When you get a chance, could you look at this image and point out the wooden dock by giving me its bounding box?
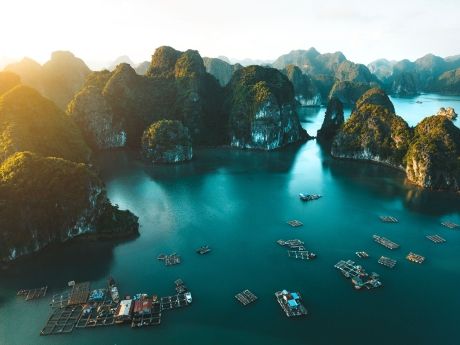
[441,221,459,229]
[373,235,400,249]
[17,286,48,301]
[378,256,397,268]
[287,220,303,228]
[40,305,83,336]
[406,252,425,264]
[426,234,446,243]
[379,216,399,223]
[235,289,258,306]
[287,250,316,260]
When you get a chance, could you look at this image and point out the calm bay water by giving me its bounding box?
[1,94,460,345]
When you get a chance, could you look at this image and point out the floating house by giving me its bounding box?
[115,299,133,324]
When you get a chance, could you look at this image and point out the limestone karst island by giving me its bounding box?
[0,1,459,345]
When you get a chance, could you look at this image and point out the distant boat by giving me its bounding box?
[185,292,192,303]
[299,193,321,201]
[416,101,423,104]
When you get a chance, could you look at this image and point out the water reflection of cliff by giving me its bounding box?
[320,145,460,216]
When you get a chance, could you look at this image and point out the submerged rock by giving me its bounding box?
[317,97,344,140]
[406,115,460,191]
[142,120,193,163]
[331,88,411,168]
[0,152,139,263]
[225,65,308,150]
[436,107,457,120]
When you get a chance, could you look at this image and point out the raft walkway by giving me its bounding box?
[160,293,190,310]
[378,256,397,268]
[426,234,446,243]
[441,221,459,229]
[68,282,90,305]
[373,235,400,249]
[17,286,47,301]
[379,216,399,223]
[158,253,181,266]
[235,290,258,306]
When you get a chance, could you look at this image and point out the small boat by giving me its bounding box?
[416,100,423,104]
[108,277,120,303]
[355,251,369,259]
[299,193,322,202]
[196,245,211,255]
[185,292,192,303]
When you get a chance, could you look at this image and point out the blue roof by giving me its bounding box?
[291,293,299,299]
[288,300,298,308]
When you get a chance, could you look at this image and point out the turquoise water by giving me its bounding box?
[1,94,460,345]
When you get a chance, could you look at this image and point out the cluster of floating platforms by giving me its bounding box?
[160,293,191,310]
[277,239,305,250]
[373,235,400,250]
[158,253,181,266]
[175,279,188,294]
[406,252,425,264]
[131,296,161,328]
[379,216,399,223]
[355,251,369,259]
[426,234,446,243]
[287,250,316,260]
[334,260,382,290]
[17,286,47,301]
[76,298,117,328]
[287,220,303,228]
[277,239,316,260]
[378,256,397,268]
[299,193,321,202]
[441,221,459,229]
[41,305,83,336]
[235,289,258,306]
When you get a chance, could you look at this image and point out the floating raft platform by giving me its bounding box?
[378,256,397,268]
[40,305,83,336]
[426,234,446,243]
[334,260,382,290]
[355,251,369,259]
[175,279,188,294]
[277,239,305,250]
[299,193,321,202]
[235,289,258,306]
[160,293,190,310]
[158,253,181,266]
[131,299,161,328]
[76,299,117,328]
[275,290,307,317]
[50,289,72,309]
[406,252,425,264]
[68,282,90,305]
[373,235,400,250]
[196,245,211,255]
[441,221,459,229]
[17,286,48,301]
[379,216,399,223]
[287,250,316,260]
[287,220,303,227]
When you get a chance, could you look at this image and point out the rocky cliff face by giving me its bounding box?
[225,66,308,150]
[328,81,373,106]
[406,116,460,191]
[436,107,457,120]
[0,71,21,95]
[203,57,242,86]
[331,88,411,168]
[435,68,460,95]
[5,51,91,109]
[281,65,322,106]
[317,97,344,140]
[142,120,193,163]
[0,152,139,263]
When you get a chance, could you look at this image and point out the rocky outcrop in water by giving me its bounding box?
[4,51,91,109]
[142,120,192,163]
[225,65,308,150]
[406,115,460,191]
[331,88,411,168]
[436,107,457,120]
[317,97,344,140]
[0,152,139,263]
[281,65,322,106]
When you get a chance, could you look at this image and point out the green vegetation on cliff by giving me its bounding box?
[0,85,90,163]
[332,88,411,167]
[0,152,138,261]
[406,115,460,190]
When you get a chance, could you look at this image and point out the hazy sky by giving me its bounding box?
[1,0,459,68]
